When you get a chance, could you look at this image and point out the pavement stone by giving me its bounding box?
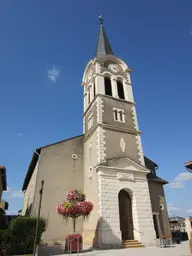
[38,241,190,256]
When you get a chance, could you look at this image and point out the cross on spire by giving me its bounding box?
[98,15,104,25]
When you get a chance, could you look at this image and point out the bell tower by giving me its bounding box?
[82,17,156,248]
[82,16,144,167]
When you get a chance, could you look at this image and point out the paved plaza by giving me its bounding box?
[38,241,190,256]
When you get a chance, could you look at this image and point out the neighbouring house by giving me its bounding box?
[184,160,192,173]
[169,216,186,232]
[0,166,7,202]
[185,217,192,239]
[0,165,9,229]
[0,200,9,215]
[21,20,171,248]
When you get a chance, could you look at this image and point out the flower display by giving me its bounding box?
[65,233,82,241]
[57,189,93,252]
[67,189,85,202]
[56,189,93,219]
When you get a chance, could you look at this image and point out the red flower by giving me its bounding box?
[56,189,93,218]
[65,233,82,241]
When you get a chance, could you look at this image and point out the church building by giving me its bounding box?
[21,19,171,248]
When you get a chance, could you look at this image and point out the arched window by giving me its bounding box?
[104,77,112,96]
[117,80,125,99]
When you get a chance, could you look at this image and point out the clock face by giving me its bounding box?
[108,64,120,73]
[88,69,93,82]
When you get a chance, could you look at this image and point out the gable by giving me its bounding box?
[99,157,150,173]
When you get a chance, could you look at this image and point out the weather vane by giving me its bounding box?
[98,15,104,25]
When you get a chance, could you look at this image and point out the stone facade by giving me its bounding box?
[96,166,156,247]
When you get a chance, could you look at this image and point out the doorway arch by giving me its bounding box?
[118,189,134,240]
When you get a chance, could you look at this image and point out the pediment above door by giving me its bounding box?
[97,157,150,174]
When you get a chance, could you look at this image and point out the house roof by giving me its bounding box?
[169,216,185,223]
[22,135,84,191]
[0,166,7,191]
[184,160,192,171]
[144,157,168,184]
[147,176,169,185]
[144,156,158,170]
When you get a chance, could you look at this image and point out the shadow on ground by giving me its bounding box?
[38,245,93,256]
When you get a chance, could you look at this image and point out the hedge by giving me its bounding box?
[0,216,46,255]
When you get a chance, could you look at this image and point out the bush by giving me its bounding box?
[0,230,12,256]
[0,216,46,255]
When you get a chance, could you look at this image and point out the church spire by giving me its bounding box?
[95,15,114,57]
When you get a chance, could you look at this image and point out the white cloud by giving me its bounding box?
[9,190,23,198]
[174,172,192,181]
[167,181,185,189]
[186,209,192,213]
[17,132,24,137]
[48,66,60,83]
[168,203,180,212]
[167,172,192,189]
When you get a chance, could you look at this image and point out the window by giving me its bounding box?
[114,109,118,121]
[104,77,112,96]
[117,80,125,99]
[88,114,93,130]
[119,111,123,122]
[113,108,125,123]
[89,167,93,179]
[93,82,96,97]
[88,88,91,104]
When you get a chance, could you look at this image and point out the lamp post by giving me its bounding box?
[33,180,44,256]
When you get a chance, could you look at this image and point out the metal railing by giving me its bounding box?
[134,228,144,235]
[67,236,81,256]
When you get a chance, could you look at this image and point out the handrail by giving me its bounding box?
[67,236,81,256]
[134,228,144,235]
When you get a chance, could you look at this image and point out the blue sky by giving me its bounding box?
[0,0,192,216]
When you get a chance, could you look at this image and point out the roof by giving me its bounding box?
[144,157,168,184]
[169,216,185,223]
[22,134,84,191]
[95,22,113,57]
[144,156,158,170]
[184,160,192,171]
[147,176,169,185]
[0,166,7,191]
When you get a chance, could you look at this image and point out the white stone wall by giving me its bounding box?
[97,167,156,247]
[97,172,122,248]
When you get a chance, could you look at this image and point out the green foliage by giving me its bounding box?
[0,230,11,256]
[0,216,46,255]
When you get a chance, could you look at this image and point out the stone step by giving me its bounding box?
[124,244,145,248]
[122,240,145,248]
[123,240,139,244]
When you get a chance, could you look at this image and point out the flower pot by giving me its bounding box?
[65,235,82,253]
